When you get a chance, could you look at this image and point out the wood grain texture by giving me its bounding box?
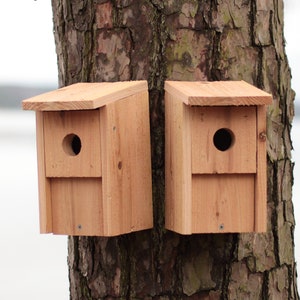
[192,174,255,233]
[165,92,192,234]
[100,90,153,236]
[35,112,52,233]
[255,105,267,232]
[51,178,103,236]
[165,82,268,234]
[165,81,273,106]
[191,106,257,174]
[43,110,101,177]
[22,81,148,111]
[31,81,152,236]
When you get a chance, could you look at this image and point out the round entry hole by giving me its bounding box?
[213,128,234,151]
[63,134,82,156]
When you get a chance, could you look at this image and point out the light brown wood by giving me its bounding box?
[43,110,101,177]
[165,81,273,106]
[191,106,257,174]
[51,178,103,236]
[100,91,153,236]
[192,174,255,233]
[125,91,153,232]
[26,81,152,236]
[165,92,192,233]
[164,81,270,234]
[22,81,148,111]
[36,112,52,233]
[255,106,267,232]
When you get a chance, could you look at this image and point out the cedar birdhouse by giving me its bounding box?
[22,81,153,236]
[164,81,272,234]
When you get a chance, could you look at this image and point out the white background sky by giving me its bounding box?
[0,1,57,86]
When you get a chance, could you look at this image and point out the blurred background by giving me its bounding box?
[0,1,299,299]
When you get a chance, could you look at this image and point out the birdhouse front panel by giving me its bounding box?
[51,178,103,235]
[43,109,102,177]
[22,81,153,236]
[191,106,257,174]
[165,80,272,234]
[192,174,255,233]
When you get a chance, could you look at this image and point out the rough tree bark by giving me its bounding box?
[51,0,298,299]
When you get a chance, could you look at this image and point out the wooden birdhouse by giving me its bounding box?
[22,81,153,236]
[164,81,272,234]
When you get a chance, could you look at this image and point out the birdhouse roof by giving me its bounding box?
[22,81,148,111]
[164,81,272,106]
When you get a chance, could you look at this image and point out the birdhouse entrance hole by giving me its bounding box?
[63,133,82,156]
[213,128,234,151]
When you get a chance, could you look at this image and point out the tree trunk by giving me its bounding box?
[51,0,298,298]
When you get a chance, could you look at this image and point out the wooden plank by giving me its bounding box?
[165,92,192,234]
[22,81,148,111]
[51,178,103,236]
[125,91,153,232]
[192,174,255,233]
[43,110,101,177]
[255,106,267,232]
[165,81,273,106]
[100,91,153,236]
[191,106,257,174]
[35,112,52,233]
[165,92,176,232]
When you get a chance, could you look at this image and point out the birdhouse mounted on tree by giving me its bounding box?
[22,81,153,236]
[164,81,272,234]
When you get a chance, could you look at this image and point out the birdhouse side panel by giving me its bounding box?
[126,91,153,231]
[100,91,153,236]
[165,92,192,234]
[255,105,267,232]
[36,112,53,233]
[43,110,102,178]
